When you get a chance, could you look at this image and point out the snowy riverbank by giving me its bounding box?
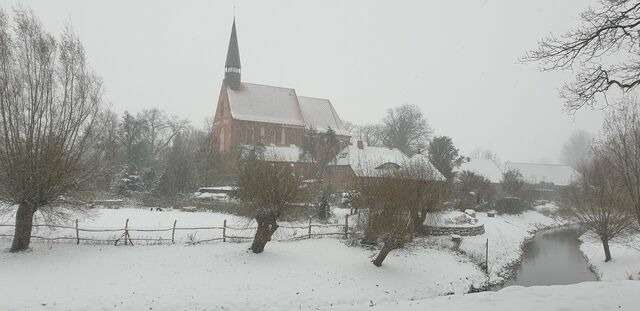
[580,232,640,281]
[429,210,568,284]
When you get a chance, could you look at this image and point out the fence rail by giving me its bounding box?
[0,214,357,246]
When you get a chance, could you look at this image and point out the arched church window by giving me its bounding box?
[246,128,255,144]
[270,129,276,145]
[289,130,296,146]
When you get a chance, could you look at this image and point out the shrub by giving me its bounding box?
[494,197,530,214]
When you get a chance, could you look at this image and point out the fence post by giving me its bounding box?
[485,238,489,273]
[308,217,312,239]
[344,214,349,239]
[75,219,79,245]
[223,219,227,242]
[124,218,129,246]
[171,220,177,244]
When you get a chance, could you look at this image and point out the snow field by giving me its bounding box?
[0,239,486,310]
[335,280,640,310]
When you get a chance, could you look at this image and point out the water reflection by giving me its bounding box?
[496,226,597,289]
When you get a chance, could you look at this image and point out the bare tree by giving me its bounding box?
[0,9,104,251]
[341,120,357,134]
[357,162,445,266]
[524,0,640,112]
[354,123,384,147]
[598,98,640,227]
[301,127,343,181]
[564,155,634,262]
[561,130,594,169]
[405,157,449,231]
[381,104,432,156]
[301,126,344,219]
[138,108,189,159]
[233,147,303,253]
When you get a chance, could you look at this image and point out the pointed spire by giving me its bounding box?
[225,19,241,69]
[225,19,241,90]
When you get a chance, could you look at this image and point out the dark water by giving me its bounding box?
[496,226,597,289]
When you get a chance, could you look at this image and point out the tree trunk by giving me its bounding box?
[361,215,379,245]
[10,203,36,252]
[413,209,427,232]
[602,238,612,262]
[372,241,400,267]
[250,215,279,254]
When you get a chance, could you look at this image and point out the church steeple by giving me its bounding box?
[225,19,241,90]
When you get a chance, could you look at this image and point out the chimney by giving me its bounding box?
[357,140,364,149]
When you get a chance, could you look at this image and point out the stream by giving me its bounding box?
[495,225,597,289]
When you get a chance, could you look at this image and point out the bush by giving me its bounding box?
[494,197,530,214]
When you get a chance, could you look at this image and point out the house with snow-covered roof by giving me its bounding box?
[454,158,503,184]
[327,141,445,190]
[503,162,578,187]
[408,153,447,182]
[212,19,350,154]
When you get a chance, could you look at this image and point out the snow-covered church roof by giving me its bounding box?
[504,162,578,186]
[454,159,503,183]
[227,83,304,126]
[298,96,348,135]
[226,82,349,136]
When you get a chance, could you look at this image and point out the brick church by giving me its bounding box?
[212,19,350,153]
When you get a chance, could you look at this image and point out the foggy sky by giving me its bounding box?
[2,0,605,163]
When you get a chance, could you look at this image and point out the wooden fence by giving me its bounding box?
[0,215,356,246]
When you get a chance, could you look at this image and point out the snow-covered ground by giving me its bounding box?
[0,238,485,310]
[334,281,640,311]
[5,205,628,310]
[430,210,567,283]
[580,232,640,281]
[533,201,560,213]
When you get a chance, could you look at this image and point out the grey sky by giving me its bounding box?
[3,0,604,163]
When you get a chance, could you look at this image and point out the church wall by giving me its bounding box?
[228,119,305,148]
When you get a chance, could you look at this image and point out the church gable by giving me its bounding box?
[213,19,351,153]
